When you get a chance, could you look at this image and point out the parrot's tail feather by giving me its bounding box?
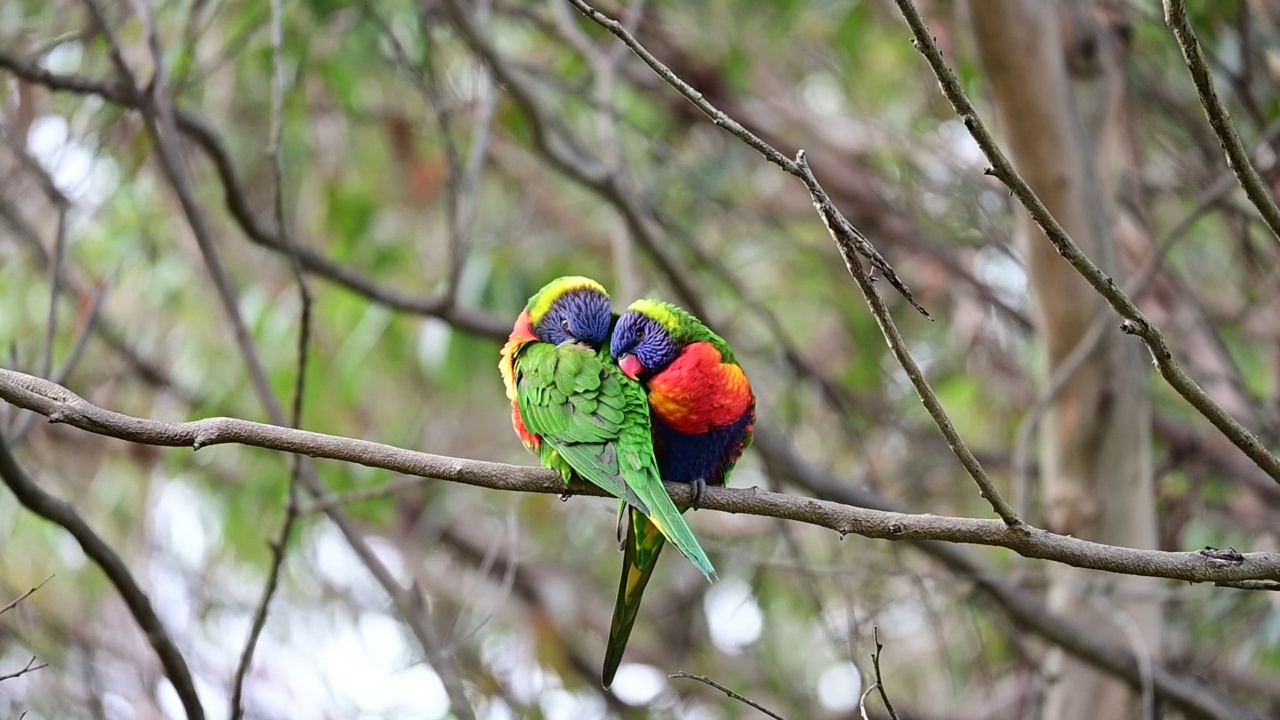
[641,474,715,580]
[602,508,667,688]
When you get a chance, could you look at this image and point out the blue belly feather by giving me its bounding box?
[651,410,753,486]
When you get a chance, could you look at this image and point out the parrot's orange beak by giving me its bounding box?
[619,353,643,380]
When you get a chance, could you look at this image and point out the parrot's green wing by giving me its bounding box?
[515,342,643,508]
[516,342,714,580]
[602,506,667,688]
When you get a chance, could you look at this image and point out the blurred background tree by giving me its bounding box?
[2,0,1280,718]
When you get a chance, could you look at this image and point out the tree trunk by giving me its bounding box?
[966,3,1162,719]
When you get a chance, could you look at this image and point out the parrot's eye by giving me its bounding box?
[560,317,572,333]
[634,324,646,342]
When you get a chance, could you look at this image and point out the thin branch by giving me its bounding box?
[868,627,901,720]
[228,0,308,711]
[564,0,1025,525]
[0,575,53,616]
[298,474,430,513]
[0,193,197,403]
[669,672,787,720]
[2,369,1279,587]
[1163,0,1280,247]
[77,4,477,716]
[8,270,113,447]
[0,125,71,445]
[754,428,1259,720]
[0,657,49,683]
[858,684,875,720]
[0,429,205,720]
[0,47,510,341]
[887,0,1280,487]
[565,0,928,319]
[795,151,1020,525]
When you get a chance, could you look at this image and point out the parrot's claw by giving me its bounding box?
[690,478,707,510]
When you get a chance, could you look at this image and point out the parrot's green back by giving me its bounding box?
[513,341,715,580]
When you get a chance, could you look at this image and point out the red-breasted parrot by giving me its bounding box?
[601,298,755,688]
[499,277,717,591]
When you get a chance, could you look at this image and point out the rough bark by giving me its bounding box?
[967,3,1163,719]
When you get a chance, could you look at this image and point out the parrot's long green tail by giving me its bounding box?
[630,467,715,580]
[602,507,667,688]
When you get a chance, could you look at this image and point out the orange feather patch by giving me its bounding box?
[648,342,753,434]
[499,310,540,450]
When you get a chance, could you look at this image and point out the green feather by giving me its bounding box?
[602,506,666,688]
[514,341,715,580]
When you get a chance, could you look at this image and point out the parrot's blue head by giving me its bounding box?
[610,304,683,381]
[527,276,613,348]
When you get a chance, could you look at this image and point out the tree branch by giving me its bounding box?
[563,0,1020,525]
[669,672,786,720]
[0,657,49,683]
[0,428,205,720]
[755,429,1259,720]
[886,0,1280,488]
[1163,0,1280,248]
[795,151,1021,526]
[0,576,52,617]
[2,368,1278,587]
[229,0,309,711]
[0,46,509,341]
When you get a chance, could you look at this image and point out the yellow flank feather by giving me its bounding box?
[528,276,608,324]
[627,298,681,334]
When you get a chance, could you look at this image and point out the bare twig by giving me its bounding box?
[367,0,495,306]
[565,0,928,318]
[756,429,1256,720]
[669,672,787,720]
[858,684,876,720]
[298,474,430,513]
[0,47,509,341]
[77,4,476,716]
[1163,0,1280,247]
[3,369,1279,587]
[867,627,900,720]
[0,657,49,683]
[8,270,112,447]
[795,151,1021,526]
[887,0,1280,487]
[563,0,1026,526]
[228,0,309,712]
[0,576,53,616]
[0,429,205,720]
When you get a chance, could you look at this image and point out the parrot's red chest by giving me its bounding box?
[647,342,753,435]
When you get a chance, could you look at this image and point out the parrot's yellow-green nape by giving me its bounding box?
[527,276,609,324]
[626,298,683,334]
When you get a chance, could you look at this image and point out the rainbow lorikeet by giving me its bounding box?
[498,277,717,586]
[602,298,755,688]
